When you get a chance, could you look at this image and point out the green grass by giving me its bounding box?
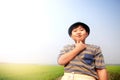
[0,64,120,80]
[0,63,64,80]
[106,65,120,80]
[107,65,120,73]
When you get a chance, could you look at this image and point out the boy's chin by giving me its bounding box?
[75,38,85,42]
[75,39,82,42]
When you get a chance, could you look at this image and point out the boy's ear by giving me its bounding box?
[70,36,72,38]
[86,33,89,37]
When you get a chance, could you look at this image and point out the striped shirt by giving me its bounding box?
[58,44,106,79]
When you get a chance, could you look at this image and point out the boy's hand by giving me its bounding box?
[75,41,86,51]
[58,41,86,65]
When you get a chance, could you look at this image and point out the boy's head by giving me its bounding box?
[68,22,90,36]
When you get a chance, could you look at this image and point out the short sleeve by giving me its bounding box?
[94,47,106,69]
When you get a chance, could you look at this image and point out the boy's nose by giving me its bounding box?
[77,31,81,34]
[76,32,81,36]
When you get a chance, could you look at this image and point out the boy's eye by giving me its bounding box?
[72,28,85,32]
[81,29,84,31]
[73,30,77,32]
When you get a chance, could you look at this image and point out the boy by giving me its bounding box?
[58,22,108,80]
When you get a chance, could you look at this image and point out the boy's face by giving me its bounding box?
[70,26,88,43]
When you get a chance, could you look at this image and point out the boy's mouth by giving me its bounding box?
[75,36,82,40]
[76,35,81,38]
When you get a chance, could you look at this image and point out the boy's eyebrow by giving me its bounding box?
[72,28,78,30]
[73,26,84,30]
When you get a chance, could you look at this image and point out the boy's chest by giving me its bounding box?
[72,49,96,65]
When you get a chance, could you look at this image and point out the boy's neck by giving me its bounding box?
[75,40,86,44]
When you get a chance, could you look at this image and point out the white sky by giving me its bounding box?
[0,0,120,64]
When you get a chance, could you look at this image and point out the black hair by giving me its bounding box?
[68,22,90,36]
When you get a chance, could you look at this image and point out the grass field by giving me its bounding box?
[0,64,64,80]
[0,63,120,80]
[106,65,120,80]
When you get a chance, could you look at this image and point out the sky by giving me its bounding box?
[0,0,120,64]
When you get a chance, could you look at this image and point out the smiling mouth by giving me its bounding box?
[76,35,81,38]
[75,36,82,39]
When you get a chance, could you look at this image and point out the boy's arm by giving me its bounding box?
[97,68,108,80]
[58,41,86,65]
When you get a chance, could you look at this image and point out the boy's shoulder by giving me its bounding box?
[63,44,74,47]
[63,44,101,50]
[63,44,75,49]
[87,44,100,49]
[87,44,102,54]
[63,44,100,48]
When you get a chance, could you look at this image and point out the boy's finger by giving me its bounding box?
[80,41,82,43]
[76,40,78,43]
[77,40,80,43]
